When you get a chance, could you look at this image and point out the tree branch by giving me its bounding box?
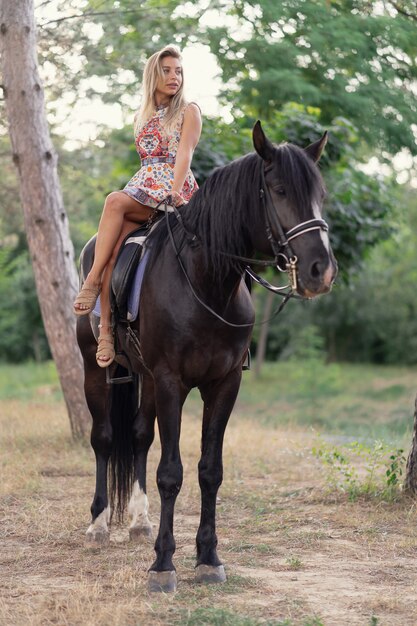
[390,1,417,21]
[39,8,148,26]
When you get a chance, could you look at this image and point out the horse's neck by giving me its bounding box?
[182,244,244,303]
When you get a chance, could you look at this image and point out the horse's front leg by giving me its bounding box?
[128,374,155,541]
[148,374,188,593]
[196,367,242,583]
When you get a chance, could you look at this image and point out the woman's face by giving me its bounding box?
[155,56,183,103]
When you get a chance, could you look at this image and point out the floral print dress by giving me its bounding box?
[122,104,199,208]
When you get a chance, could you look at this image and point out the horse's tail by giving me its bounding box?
[108,365,139,522]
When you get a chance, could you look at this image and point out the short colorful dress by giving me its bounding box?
[122,103,199,208]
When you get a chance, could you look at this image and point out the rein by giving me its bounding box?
[161,165,329,328]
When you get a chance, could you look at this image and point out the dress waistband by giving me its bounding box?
[142,156,175,166]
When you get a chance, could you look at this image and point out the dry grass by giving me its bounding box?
[1,391,417,626]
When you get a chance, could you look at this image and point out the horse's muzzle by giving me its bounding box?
[298,258,338,298]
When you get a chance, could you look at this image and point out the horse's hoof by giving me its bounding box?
[195,564,226,584]
[129,525,153,542]
[85,529,110,547]
[147,570,177,593]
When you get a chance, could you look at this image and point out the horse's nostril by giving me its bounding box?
[310,261,321,279]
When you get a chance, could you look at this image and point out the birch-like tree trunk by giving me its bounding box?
[0,0,90,439]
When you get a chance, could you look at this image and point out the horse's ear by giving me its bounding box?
[253,121,274,162]
[305,131,328,162]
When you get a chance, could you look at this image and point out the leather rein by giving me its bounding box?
[162,165,329,328]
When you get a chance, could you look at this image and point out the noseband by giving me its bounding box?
[259,165,329,292]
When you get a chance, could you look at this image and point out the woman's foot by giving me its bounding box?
[73,281,101,316]
[96,324,115,368]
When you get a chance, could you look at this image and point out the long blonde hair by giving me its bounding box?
[134,45,186,135]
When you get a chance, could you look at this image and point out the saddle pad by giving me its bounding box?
[92,247,150,322]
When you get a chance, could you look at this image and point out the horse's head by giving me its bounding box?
[252,121,337,298]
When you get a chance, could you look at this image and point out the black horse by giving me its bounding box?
[76,122,337,592]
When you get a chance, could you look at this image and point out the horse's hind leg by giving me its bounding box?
[128,374,155,541]
[77,317,112,545]
[195,368,242,584]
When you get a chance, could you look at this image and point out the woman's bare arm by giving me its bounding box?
[171,103,202,199]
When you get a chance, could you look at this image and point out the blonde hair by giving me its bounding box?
[134,45,187,135]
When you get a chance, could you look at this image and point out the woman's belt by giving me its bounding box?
[141,156,175,166]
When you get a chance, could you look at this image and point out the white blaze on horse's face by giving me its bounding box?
[312,201,335,292]
[313,201,330,253]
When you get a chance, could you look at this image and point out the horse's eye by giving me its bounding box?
[274,186,286,197]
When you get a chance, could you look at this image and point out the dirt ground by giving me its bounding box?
[1,400,417,626]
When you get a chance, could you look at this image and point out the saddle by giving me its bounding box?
[81,216,163,326]
[110,224,149,323]
[110,216,164,323]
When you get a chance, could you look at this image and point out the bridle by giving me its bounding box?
[247,164,329,295]
[162,162,330,327]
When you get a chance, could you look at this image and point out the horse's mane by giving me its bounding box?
[147,143,325,277]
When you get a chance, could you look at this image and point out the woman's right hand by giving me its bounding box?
[167,190,185,207]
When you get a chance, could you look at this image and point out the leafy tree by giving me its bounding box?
[204,0,417,155]
[265,104,396,279]
[0,245,49,363]
[35,0,202,107]
[317,185,417,365]
[385,1,417,22]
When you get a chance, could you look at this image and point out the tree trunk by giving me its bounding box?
[403,393,417,495]
[253,290,274,379]
[0,0,90,439]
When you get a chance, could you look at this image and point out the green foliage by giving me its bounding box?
[302,186,417,364]
[312,438,406,501]
[386,448,406,488]
[205,0,417,154]
[38,0,203,106]
[193,117,252,182]
[254,103,395,281]
[0,245,49,363]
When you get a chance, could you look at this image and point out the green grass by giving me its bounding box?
[1,359,416,443]
[184,360,416,443]
[0,360,60,401]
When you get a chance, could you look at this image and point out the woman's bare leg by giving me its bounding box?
[96,218,142,365]
[74,192,153,313]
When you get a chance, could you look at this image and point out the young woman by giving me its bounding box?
[73,45,202,367]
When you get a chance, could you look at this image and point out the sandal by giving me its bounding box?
[96,324,115,368]
[73,283,101,316]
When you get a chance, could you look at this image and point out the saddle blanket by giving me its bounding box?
[92,246,150,322]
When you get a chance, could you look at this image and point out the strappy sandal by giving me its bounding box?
[96,324,115,368]
[73,283,101,316]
